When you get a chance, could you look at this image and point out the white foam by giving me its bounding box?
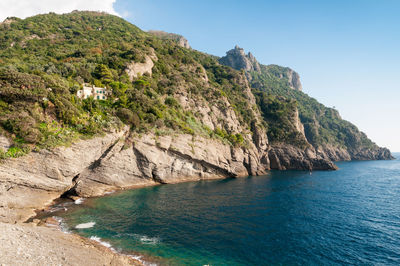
[128,255,158,266]
[75,222,96,229]
[48,206,66,212]
[90,235,157,265]
[89,236,114,250]
[139,235,160,245]
[53,216,70,233]
[74,198,85,204]
[123,233,160,245]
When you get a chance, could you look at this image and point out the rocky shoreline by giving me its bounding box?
[0,126,335,223]
[0,127,392,223]
[0,127,393,265]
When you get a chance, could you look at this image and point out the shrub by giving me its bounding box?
[164,96,179,108]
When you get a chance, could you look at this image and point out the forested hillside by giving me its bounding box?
[0,11,392,162]
[0,11,256,159]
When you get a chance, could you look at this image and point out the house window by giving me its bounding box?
[103,96,105,99]
[97,96,100,99]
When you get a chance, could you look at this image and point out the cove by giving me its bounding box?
[45,155,400,265]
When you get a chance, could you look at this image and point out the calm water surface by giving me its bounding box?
[51,154,400,265]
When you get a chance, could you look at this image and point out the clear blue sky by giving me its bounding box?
[113,0,400,151]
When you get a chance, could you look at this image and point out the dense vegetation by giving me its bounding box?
[0,11,379,160]
[0,11,254,158]
[249,65,375,149]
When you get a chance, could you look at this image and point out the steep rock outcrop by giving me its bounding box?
[287,68,303,91]
[0,119,340,222]
[220,46,303,91]
[317,145,394,162]
[125,48,158,81]
[269,145,337,170]
[0,129,127,223]
[219,45,261,72]
[75,133,254,197]
[0,128,266,221]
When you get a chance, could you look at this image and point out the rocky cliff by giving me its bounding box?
[219,45,261,73]
[220,46,302,91]
[0,125,338,223]
[219,46,392,162]
[0,12,393,223]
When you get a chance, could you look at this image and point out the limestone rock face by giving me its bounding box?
[219,45,261,72]
[0,119,390,223]
[292,108,306,136]
[75,134,252,197]
[177,37,190,49]
[219,46,303,91]
[350,147,394,160]
[315,145,394,162]
[0,135,11,151]
[268,145,337,171]
[125,48,158,81]
[0,129,127,223]
[287,68,303,91]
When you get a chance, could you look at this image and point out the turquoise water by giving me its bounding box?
[51,154,400,265]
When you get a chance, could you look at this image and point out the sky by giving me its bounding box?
[1,0,399,151]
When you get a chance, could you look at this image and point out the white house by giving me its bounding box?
[77,84,108,100]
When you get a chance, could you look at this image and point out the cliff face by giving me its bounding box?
[286,68,303,91]
[218,46,392,162]
[0,125,338,223]
[219,45,261,72]
[220,46,302,91]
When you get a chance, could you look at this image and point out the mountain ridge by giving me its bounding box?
[218,45,392,161]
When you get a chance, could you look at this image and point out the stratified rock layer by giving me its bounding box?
[0,124,340,223]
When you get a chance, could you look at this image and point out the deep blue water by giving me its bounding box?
[52,154,400,265]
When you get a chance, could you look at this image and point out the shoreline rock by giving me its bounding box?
[0,128,393,265]
[0,127,392,224]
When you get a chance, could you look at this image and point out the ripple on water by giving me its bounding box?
[54,157,400,265]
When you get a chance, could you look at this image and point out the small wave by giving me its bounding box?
[90,236,156,265]
[53,216,70,233]
[139,235,160,245]
[121,233,160,245]
[75,222,96,229]
[74,198,85,204]
[129,255,158,266]
[89,236,115,250]
[47,206,68,212]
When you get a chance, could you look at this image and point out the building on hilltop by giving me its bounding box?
[77,84,108,100]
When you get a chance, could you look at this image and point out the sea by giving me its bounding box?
[43,153,400,265]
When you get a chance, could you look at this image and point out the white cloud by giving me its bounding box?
[0,0,120,21]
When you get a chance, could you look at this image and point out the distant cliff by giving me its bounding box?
[220,45,302,91]
[219,46,392,162]
[219,45,261,72]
